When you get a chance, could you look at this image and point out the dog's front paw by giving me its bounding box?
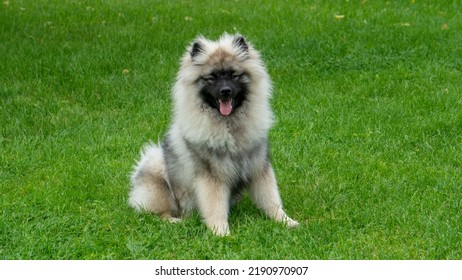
[285,218,300,228]
[209,224,230,237]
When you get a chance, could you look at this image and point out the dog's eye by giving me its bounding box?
[203,76,216,82]
[232,74,242,80]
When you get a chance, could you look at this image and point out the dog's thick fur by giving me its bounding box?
[129,34,298,236]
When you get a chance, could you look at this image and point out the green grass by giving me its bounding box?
[1,0,461,259]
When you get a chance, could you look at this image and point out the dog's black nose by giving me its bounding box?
[220,87,232,97]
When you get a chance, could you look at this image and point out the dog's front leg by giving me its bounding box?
[195,176,231,236]
[248,164,299,228]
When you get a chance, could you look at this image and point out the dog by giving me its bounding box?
[129,33,298,236]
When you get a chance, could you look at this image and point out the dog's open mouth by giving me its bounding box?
[217,98,234,116]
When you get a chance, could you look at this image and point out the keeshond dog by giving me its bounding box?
[129,33,298,236]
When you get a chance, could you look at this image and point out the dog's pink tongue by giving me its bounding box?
[219,99,232,116]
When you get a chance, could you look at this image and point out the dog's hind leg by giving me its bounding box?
[129,144,180,220]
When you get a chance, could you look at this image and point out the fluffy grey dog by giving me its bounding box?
[129,34,298,236]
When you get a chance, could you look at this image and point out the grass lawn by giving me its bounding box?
[1,0,461,259]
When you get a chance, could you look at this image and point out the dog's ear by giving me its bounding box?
[190,40,204,59]
[233,35,249,52]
